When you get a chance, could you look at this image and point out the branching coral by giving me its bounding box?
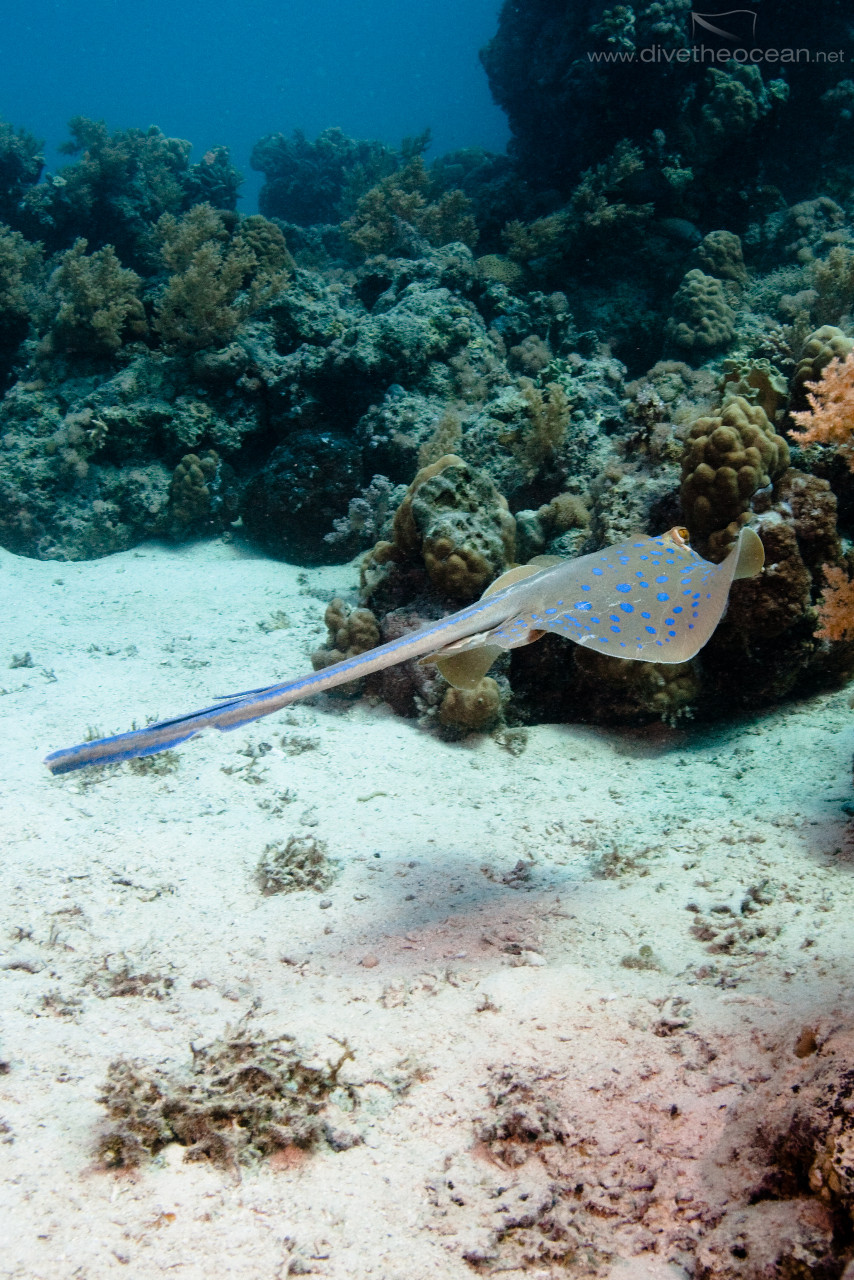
[97,1026,357,1168]
[0,118,44,224]
[154,204,290,351]
[790,351,854,470]
[251,126,401,225]
[342,158,478,257]
[0,223,42,335]
[516,377,570,475]
[40,238,146,356]
[813,565,854,642]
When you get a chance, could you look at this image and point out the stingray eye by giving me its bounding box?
[670,526,691,548]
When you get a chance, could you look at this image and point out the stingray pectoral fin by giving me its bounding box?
[480,563,545,598]
[733,526,764,580]
[526,555,565,568]
[430,644,506,689]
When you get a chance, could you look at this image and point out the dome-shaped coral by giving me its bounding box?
[666,268,736,353]
[680,396,789,540]
[439,676,502,730]
[368,453,516,602]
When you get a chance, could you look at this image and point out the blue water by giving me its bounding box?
[1,0,509,209]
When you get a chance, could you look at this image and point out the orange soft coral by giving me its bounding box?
[815,564,854,641]
[790,351,854,470]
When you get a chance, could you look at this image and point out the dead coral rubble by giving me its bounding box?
[97,1027,358,1169]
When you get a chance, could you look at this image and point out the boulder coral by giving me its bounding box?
[680,396,790,547]
[666,269,736,354]
[364,454,516,603]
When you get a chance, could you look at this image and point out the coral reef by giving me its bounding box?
[342,157,478,258]
[0,118,44,225]
[2,43,854,728]
[17,117,241,267]
[251,126,402,225]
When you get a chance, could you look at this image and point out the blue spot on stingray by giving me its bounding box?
[620,603,634,613]
[668,630,676,638]
[576,601,592,611]
[665,618,675,626]
[645,626,656,634]
[673,606,683,614]
[641,611,651,619]
[610,625,621,634]
[581,584,591,592]
[616,583,631,593]
[592,568,603,576]
[657,592,669,602]
[544,608,558,615]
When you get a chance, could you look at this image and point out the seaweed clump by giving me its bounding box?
[97,1026,357,1169]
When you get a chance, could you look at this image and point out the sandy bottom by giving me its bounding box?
[2,537,854,1280]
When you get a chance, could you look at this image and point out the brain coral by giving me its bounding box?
[680,395,790,542]
[476,254,524,289]
[666,268,736,353]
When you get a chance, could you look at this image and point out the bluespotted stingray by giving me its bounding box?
[44,525,763,775]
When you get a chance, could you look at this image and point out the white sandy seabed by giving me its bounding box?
[1,536,853,1280]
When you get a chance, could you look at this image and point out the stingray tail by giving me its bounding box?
[43,660,357,776]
